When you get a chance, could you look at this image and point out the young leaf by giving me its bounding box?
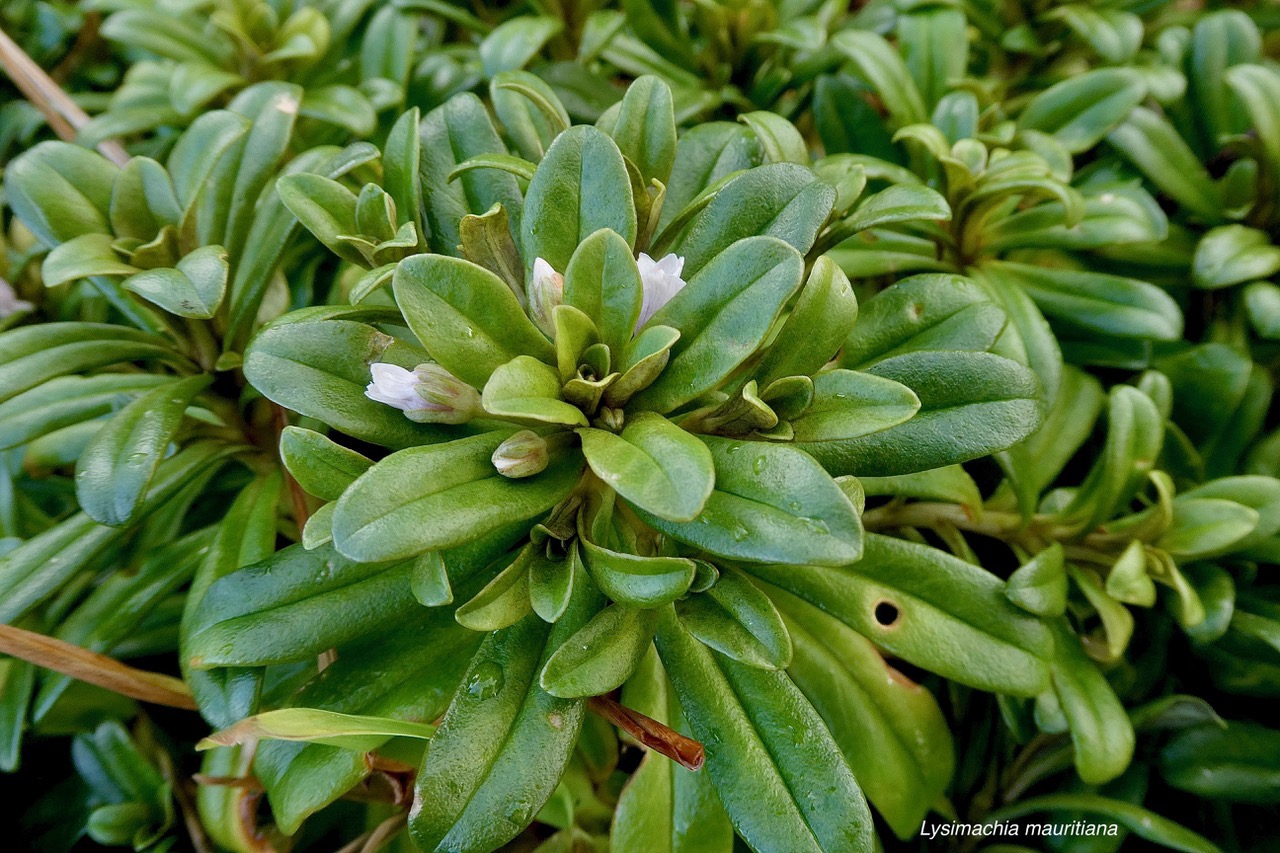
[675,567,791,670]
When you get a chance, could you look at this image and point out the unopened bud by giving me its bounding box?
[597,406,625,432]
[492,430,550,478]
[365,362,480,424]
[528,257,563,336]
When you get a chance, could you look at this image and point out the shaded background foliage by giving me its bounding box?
[0,1,1278,852]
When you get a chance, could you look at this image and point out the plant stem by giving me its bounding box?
[0,24,129,165]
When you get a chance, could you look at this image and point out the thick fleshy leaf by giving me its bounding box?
[770,585,954,839]
[410,579,597,853]
[522,125,636,272]
[279,426,372,502]
[1161,722,1280,803]
[243,318,454,448]
[394,255,554,388]
[563,228,643,354]
[789,370,921,443]
[539,605,656,697]
[75,374,212,526]
[482,356,587,426]
[665,164,834,278]
[579,540,696,609]
[1048,620,1135,784]
[609,75,677,185]
[655,608,874,853]
[580,413,714,522]
[749,534,1055,696]
[332,432,580,562]
[1017,68,1146,153]
[1192,225,1280,290]
[676,567,791,670]
[637,437,862,567]
[755,257,858,388]
[803,351,1042,477]
[123,245,230,319]
[631,236,804,412]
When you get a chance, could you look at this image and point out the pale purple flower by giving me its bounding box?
[635,252,686,331]
[365,362,480,424]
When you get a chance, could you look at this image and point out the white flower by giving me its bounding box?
[365,362,480,424]
[528,257,563,336]
[635,252,686,331]
[0,279,33,318]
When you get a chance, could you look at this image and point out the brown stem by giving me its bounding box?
[272,402,311,529]
[0,24,129,164]
[0,623,197,710]
[588,696,705,771]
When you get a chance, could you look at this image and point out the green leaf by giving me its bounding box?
[631,236,804,412]
[755,256,858,388]
[522,125,636,273]
[420,93,523,257]
[986,795,1220,852]
[165,111,250,212]
[1063,385,1163,533]
[0,374,172,452]
[75,375,212,526]
[1161,722,1280,804]
[1048,620,1136,784]
[842,184,950,233]
[580,540,696,609]
[840,274,1007,369]
[563,228,643,355]
[394,254,555,389]
[737,111,807,165]
[656,122,758,235]
[980,260,1182,341]
[637,437,862,567]
[42,233,140,287]
[832,30,927,128]
[490,71,571,162]
[610,75,677,185]
[770,586,953,840]
[1192,225,1280,290]
[803,351,1042,477]
[455,549,533,631]
[858,465,982,509]
[1159,498,1259,559]
[1245,282,1280,339]
[185,543,422,668]
[789,369,921,443]
[243,318,453,449]
[1017,69,1146,153]
[749,534,1055,696]
[482,356,587,426]
[279,426,372,502]
[1107,107,1221,221]
[5,141,117,245]
[0,442,231,623]
[665,164,834,278]
[123,245,229,319]
[331,432,580,562]
[1226,64,1280,173]
[276,173,364,266]
[199,709,435,752]
[253,608,483,833]
[1005,543,1068,617]
[540,605,656,697]
[900,7,968,109]
[676,567,791,670]
[410,581,596,853]
[479,16,562,78]
[580,413,713,523]
[655,608,874,853]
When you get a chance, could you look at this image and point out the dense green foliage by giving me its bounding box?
[1,1,1279,851]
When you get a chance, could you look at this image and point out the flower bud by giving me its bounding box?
[528,257,563,336]
[492,430,549,478]
[365,362,481,424]
[635,252,687,331]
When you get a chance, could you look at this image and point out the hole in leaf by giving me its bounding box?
[873,599,901,628]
